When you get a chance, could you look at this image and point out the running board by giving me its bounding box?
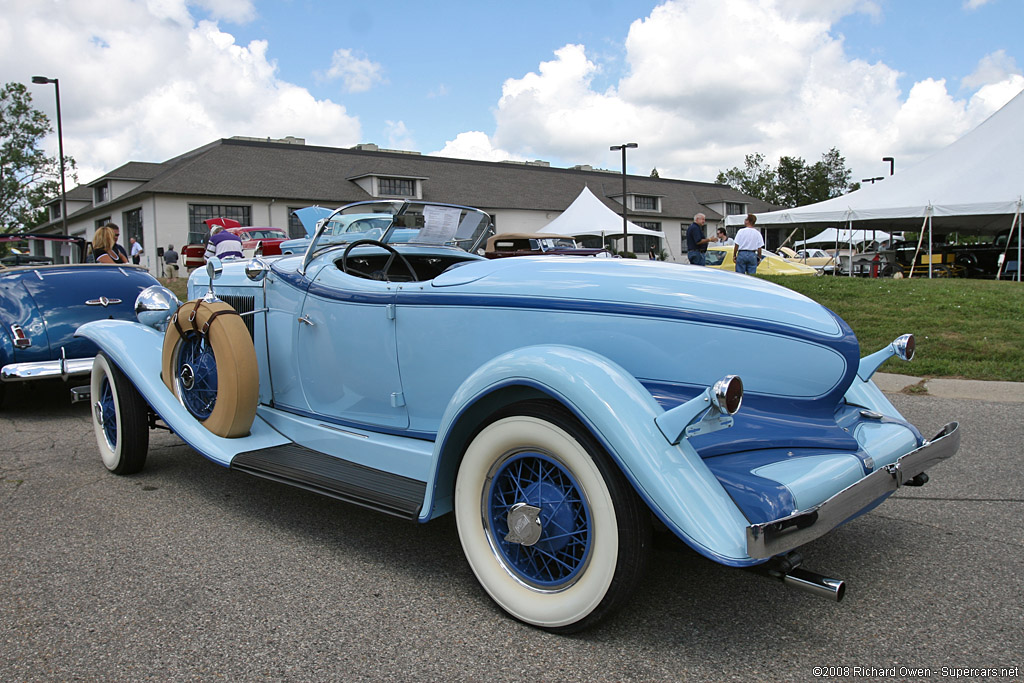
[231,443,425,520]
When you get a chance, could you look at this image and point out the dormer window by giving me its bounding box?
[379,177,416,197]
[50,204,61,219]
[94,183,109,204]
[633,195,660,212]
[726,202,745,215]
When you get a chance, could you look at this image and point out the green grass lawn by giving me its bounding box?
[157,273,1024,382]
[764,275,1024,381]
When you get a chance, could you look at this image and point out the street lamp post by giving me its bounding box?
[610,143,637,252]
[882,156,895,176]
[31,76,68,238]
[862,176,884,185]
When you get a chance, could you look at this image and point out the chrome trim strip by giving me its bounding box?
[1,357,94,382]
[746,422,960,559]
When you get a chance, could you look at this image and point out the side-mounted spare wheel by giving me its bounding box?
[91,352,149,475]
[161,299,258,438]
[455,400,651,633]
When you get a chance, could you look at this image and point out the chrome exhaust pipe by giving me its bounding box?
[781,567,846,602]
[748,553,846,602]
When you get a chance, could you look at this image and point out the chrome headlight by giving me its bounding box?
[245,257,270,282]
[135,285,181,331]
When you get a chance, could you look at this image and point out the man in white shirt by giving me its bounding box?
[733,214,765,275]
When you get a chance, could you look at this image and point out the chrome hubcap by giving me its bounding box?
[503,503,543,546]
[179,363,195,391]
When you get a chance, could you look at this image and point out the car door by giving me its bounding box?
[294,262,409,430]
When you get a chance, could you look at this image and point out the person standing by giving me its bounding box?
[686,213,715,266]
[92,226,128,264]
[733,213,765,275]
[163,244,179,280]
[716,227,735,245]
[204,226,244,261]
[129,237,143,264]
[103,222,130,262]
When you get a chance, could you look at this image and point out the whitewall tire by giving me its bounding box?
[455,401,650,632]
[91,352,149,475]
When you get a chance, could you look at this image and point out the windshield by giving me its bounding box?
[243,228,286,239]
[302,200,492,254]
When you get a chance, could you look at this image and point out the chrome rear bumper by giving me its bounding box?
[1,353,93,383]
[746,422,960,559]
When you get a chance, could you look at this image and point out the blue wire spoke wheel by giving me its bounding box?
[90,352,149,475]
[98,375,118,450]
[174,332,219,420]
[455,402,649,632]
[486,451,592,589]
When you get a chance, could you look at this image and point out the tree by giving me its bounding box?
[715,153,778,204]
[650,167,660,178]
[0,82,76,232]
[716,148,857,208]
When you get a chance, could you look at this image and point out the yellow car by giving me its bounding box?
[704,246,819,275]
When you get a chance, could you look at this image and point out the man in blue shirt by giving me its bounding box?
[686,213,715,266]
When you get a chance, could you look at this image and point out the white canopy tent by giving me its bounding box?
[539,186,665,239]
[794,228,893,248]
[726,88,1024,279]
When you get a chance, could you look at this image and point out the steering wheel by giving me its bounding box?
[341,239,419,282]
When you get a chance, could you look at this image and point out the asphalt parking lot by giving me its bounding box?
[1,380,1021,682]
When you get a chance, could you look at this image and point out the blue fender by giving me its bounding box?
[423,344,756,566]
[75,319,289,466]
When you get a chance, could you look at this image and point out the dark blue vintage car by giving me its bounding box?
[0,234,159,406]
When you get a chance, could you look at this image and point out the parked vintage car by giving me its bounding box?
[484,233,612,258]
[0,234,160,407]
[182,220,290,270]
[778,246,837,273]
[77,200,959,632]
[704,245,819,275]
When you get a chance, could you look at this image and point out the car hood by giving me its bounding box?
[431,256,843,338]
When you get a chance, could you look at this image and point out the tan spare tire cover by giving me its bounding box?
[161,299,258,438]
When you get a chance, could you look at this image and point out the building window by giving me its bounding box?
[633,195,659,211]
[287,208,306,238]
[379,177,415,196]
[50,204,61,219]
[632,234,662,257]
[634,221,662,232]
[94,183,109,204]
[123,208,143,246]
[726,202,745,215]
[94,216,111,229]
[188,204,251,245]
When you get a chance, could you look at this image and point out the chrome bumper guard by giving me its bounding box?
[0,356,94,382]
[746,422,960,559]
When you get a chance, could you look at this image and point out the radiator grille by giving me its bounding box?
[219,294,255,340]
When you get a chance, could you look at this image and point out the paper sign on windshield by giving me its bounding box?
[412,206,462,243]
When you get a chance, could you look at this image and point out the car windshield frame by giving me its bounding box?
[299,200,492,275]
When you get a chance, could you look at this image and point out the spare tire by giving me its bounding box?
[161,299,258,438]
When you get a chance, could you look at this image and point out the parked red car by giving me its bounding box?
[182,219,289,270]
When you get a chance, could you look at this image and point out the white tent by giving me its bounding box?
[725,88,1024,278]
[539,186,664,238]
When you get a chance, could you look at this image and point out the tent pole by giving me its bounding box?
[928,207,933,279]
[848,218,854,277]
[908,214,930,280]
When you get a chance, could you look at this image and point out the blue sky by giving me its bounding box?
[3,0,1022,187]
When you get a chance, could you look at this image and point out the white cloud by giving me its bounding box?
[385,120,415,151]
[320,48,385,94]
[963,0,993,9]
[463,0,1023,183]
[0,0,360,183]
[434,132,527,163]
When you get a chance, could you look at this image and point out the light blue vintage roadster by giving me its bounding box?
[77,200,960,632]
